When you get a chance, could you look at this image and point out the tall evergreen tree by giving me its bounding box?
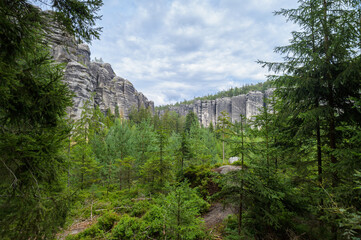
[259,0,361,237]
[106,119,135,190]
[0,1,102,238]
[71,100,100,189]
[184,111,199,133]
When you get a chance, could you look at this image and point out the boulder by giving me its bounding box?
[213,165,242,174]
[228,157,239,164]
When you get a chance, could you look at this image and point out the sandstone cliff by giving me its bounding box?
[158,89,274,127]
[46,18,154,120]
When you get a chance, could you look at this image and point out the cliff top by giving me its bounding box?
[156,80,273,110]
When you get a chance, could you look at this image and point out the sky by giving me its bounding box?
[89,0,299,106]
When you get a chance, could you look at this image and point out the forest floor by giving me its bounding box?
[57,202,233,240]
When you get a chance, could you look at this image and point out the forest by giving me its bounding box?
[1,0,361,240]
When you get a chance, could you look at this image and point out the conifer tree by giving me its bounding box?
[217,111,232,163]
[259,0,361,237]
[184,111,199,133]
[71,100,100,189]
[106,119,135,190]
[162,181,207,240]
[134,120,158,169]
[0,1,103,238]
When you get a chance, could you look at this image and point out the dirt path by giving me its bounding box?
[56,217,98,240]
[203,202,234,239]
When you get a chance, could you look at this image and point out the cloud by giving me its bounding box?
[90,0,298,106]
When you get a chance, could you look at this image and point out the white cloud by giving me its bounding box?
[90,0,298,106]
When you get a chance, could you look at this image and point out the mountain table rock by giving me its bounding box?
[158,89,274,127]
[46,16,154,120]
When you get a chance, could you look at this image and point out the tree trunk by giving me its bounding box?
[323,1,338,239]
[68,135,71,187]
[316,117,322,185]
[81,153,84,189]
[119,152,123,190]
[177,193,181,240]
[238,189,243,235]
[238,116,244,235]
[222,133,225,164]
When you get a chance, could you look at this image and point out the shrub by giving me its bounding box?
[183,165,219,199]
[65,224,104,240]
[130,200,151,217]
[142,204,164,238]
[111,214,146,240]
[97,211,120,232]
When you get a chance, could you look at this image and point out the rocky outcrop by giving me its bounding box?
[159,89,274,127]
[213,165,242,174]
[46,17,154,120]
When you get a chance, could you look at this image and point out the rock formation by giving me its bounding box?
[46,16,154,120]
[212,165,242,174]
[159,89,274,127]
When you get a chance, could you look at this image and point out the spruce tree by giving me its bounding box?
[0,1,102,238]
[259,0,361,237]
[106,119,135,190]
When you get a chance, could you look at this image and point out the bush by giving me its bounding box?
[65,211,119,240]
[65,224,104,240]
[97,211,120,232]
[130,200,151,217]
[111,214,146,240]
[183,165,219,199]
[142,204,165,238]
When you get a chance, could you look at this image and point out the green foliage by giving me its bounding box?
[183,165,219,198]
[0,0,102,237]
[0,33,73,240]
[4,2,361,240]
[111,214,146,240]
[130,200,151,217]
[69,224,104,240]
[97,211,120,232]
[71,100,102,189]
[105,119,136,190]
[128,105,153,124]
[141,204,165,237]
[133,120,159,178]
[222,215,242,240]
[184,111,199,133]
[140,154,174,193]
[161,181,209,240]
[65,211,119,240]
[51,0,103,43]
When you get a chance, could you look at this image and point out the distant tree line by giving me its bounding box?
[156,81,273,110]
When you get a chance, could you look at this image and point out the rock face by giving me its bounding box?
[46,18,154,120]
[159,89,274,127]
